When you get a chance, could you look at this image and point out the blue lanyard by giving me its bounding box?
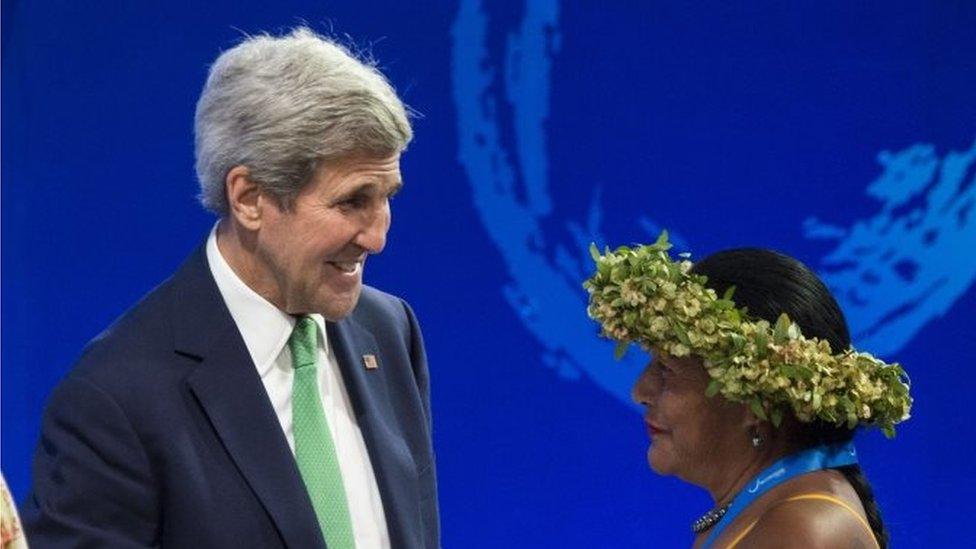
[702,441,858,548]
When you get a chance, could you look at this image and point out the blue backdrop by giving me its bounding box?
[4,1,975,546]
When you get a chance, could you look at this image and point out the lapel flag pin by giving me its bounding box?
[363,354,379,370]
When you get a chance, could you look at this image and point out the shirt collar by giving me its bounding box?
[205,222,328,376]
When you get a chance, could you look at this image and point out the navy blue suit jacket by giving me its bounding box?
[24,245,439,548]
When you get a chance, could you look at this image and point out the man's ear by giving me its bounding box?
[225,165,263,230]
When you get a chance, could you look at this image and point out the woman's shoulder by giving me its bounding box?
[731,471,877,548]
[737,493,876,548]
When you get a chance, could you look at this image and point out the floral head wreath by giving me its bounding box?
[583,231,912,437]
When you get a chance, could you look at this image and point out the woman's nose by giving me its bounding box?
[631,364,657,405]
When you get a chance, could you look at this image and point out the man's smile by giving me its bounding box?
[328,260,363,275]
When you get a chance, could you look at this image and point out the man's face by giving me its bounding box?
[252,152,402,320]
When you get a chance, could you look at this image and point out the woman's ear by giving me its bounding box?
[743,408,770,449]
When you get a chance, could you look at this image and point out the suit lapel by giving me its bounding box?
[328,318,420,548]
[173,246,325,549]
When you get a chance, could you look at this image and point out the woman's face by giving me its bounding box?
[631,352,747,485]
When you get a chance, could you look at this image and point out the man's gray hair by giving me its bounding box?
[194,27,412,215]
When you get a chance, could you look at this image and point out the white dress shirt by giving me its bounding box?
[206,224,390,549]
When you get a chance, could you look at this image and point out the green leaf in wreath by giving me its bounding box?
[723,285,736,301]
[705,379,721,398]
[773,313,792,344]
[672,323,692,346]
[654,230,670,249]
[750,399,768,421]
[589,242,601,263]
[614,340,629,361]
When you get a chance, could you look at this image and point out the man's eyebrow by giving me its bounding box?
[363,180,403,195]
[340,180,403,197]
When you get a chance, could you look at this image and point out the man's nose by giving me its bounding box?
[356,203,390,254]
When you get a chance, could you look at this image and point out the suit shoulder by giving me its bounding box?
[69,267,190,391]
[354,285,412,326]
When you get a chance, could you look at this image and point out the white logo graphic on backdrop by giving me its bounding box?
[805,144,976,356]
[451,0,976,406]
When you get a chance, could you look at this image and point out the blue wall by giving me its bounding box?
[4,1,975,546]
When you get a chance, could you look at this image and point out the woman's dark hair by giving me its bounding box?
[691,248,889,548]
